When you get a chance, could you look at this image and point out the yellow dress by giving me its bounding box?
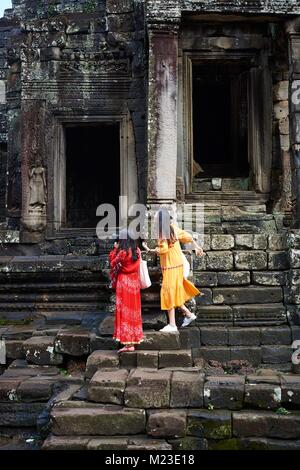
[157,224,201,311]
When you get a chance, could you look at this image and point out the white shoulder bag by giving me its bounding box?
[139,259,152,289]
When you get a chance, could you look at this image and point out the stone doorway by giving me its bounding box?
[192,63,250,179]
[64,123,120,229]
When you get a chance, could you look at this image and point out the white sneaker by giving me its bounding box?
[181,313,197,328]
[159,324,178,333]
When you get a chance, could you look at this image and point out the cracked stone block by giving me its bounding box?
[194,272,218,287]
[23,337,63,365]
[228,328,260,346]
[88,369,129,405]
[54,329,91,356]
[187,410,232,439]
[147,410,186,438]
[125,369,171,409]
[170,371,204,408]
[204,376,245,410]
[234,252,267,270]
[268,234,288,250]
[244,383,282,409]
[85,351,119,378]
[233,411,300,439]
[253,235,268,250]
[51,405,146,436]
[159,350,192,368]
[136,351,158,368]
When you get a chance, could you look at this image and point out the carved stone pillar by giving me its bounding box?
[20,100,48,243]
[286,20,300,228]
[146,23,179,204]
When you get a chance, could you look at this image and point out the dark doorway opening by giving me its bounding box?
[193,63,250,178]
[65,123,120,228]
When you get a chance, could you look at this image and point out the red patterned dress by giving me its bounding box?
[109,247,143,345]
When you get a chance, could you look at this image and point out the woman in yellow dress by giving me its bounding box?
[143,208,204,332]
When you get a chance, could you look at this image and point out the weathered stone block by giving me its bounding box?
[147,410,186,438]
[23,337,63,366]
[213,287,282,304]
[88,370,129,405]
[230,347,262,365]
[125,369,171,408]
[51,405,146,436]
[159,350,192,368]
[187,410,232,439]
[179,328,200,349]
[252,272,286,286]
[196,305,233,323]
[200,327,228,346]
[195,288,213,305]
[268,251,289,270]
[260,326,291,345]
[217,271,250,286]
[0,377,22,401]
[168,437,208,450]
[136,331,180,350]
[170,371,204,408]
[85,351,119,379]
[233,304,286,324]
[253,235,268,250]
[127,437,172,450]
[235,235,253,249]
[106,0,134,14]
[119,352,137,369]
[234,251,267,270]
[228,328,260,346]
[193,347,230,363]
[262,345,292,364]
[136,351,158,368]
[5,340,25,359]
[42,436,90,450]
[281,375,300,406]
[0,402,45,427]
[244,383,282,409]
[273,81,289,101]
[289,249,300,268]
[87,438,128,450]
[204,376,245,410]
[107,13,135,32]
[233,411,300,439]
[54,329,90,356]
[206,252,233,271]
[211,235,234,250]
[274,100,289,120]
[268,234,288,250]
[17,377,53,402]
[194,272,217,287]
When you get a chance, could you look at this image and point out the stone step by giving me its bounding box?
[84,368,300,411]
[42,435,172,450]
[50,403,146,436]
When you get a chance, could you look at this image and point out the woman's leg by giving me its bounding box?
[180,304,194,318]
[167,308,176,327]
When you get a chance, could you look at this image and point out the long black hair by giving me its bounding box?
[116,228,139,261]
[154,208,177,246]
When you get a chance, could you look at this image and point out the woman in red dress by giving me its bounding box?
[109,229,144,353]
